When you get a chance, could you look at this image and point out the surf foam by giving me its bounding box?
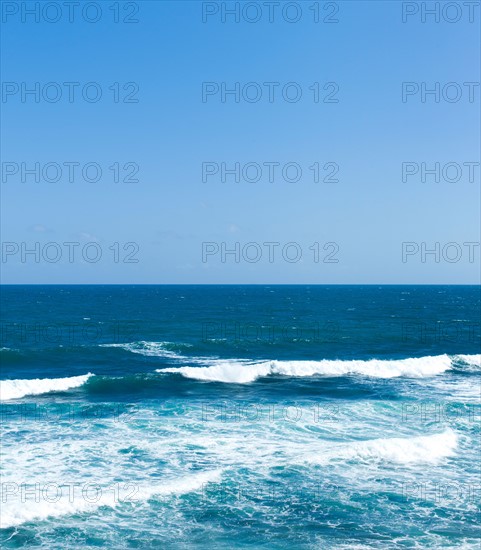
[100,341,186,360]
[0,373,94,401]
[0,470,222,529]
[158,354,453,383]
[455,354,481,367]
[306,429,458,465]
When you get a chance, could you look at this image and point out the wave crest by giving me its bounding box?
[454,354,480,368]
[158,355,453,384]
[0,374,94,401]
[306,429,457,465]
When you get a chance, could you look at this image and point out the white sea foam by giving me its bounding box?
[305,429,457,465]
[0,374,94,401]
[158,354,453,383]
[161,360,271,383]
[0,469,222,529]
[455,354,481,367]
[100,341,186,360]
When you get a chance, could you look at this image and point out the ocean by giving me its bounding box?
[0,285,480,549]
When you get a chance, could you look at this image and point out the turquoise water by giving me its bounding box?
[0,285,480,548]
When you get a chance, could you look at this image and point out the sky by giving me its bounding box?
[1,0,480,284]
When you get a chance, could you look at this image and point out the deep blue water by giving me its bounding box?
[0,285,480,549]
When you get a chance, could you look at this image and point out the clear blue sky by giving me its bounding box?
[1,0,480,284]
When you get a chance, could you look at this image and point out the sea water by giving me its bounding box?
[0,285,480,548]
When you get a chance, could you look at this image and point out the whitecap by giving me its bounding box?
[158,355,453,384]
[0,374,94,401]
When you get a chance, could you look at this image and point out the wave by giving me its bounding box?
[454,354,480,368]
[2,353,475,399]
[99,341,188,360]
[305,429,457,465]
[0,374,94,401]
[0,469,222,529]
[158,354,454,384]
